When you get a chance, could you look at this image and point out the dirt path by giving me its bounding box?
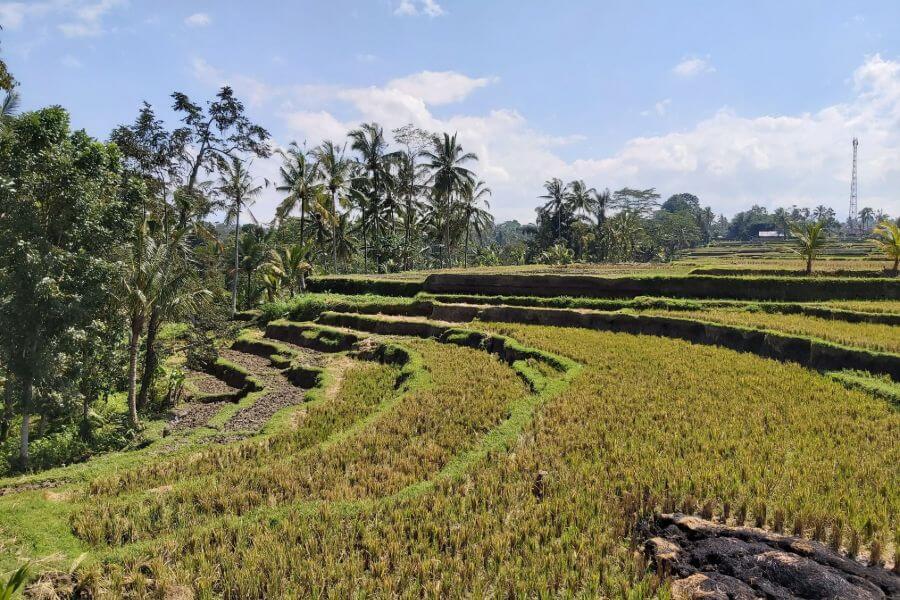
[219,349,312,432]
[186,369,238,395]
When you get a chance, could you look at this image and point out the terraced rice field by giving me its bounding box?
[3,263,899,597]
[639,307,900,353]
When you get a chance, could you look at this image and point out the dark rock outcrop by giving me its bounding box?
[643,514,899,599]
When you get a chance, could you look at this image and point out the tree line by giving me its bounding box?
[1,51,899,472]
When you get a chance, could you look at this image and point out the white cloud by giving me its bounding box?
[184,12,210,27]
[60,54,83,68]
[0,0,124,36]
[393,0,444,17]
[59,0,125,37]
[355,53,377,63]
[672,56,715,78]
[386,71,494,105]
[193,55,900,223]
[642,98,671,117]
[190,57,274,107]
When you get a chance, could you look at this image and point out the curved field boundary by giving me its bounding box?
[423,273,900,301]
[91,319,578,562]
[421,293,900,326]
[690,267,896,278]
[419,303,900,381]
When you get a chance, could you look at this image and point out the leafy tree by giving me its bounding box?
[612,187,660,216]
[872,220,900,274]
[660,193,700,215]
[170,86,270,223]
[0,108,133,463]
[650,211,702,260]
[0,29,14,92]
[789,220,827,274]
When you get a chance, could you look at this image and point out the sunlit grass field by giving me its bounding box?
[640,307,900,353]
[12,323,891,598]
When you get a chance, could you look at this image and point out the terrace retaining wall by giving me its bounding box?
[423,273,900,301]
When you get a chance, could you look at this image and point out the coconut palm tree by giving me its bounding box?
[394,151,425,269]
[313,141,352,272]
[872,220,900,274]
[565,180,596,222]
[459,179,493,268]
[218,157,263,316]
[858,207,876,231]
[539,178,567,240]
[264,242,313,295]
[789,220,827,274]
[1,89,19,124]
[121,227,170,427]
[420,133,477,267]
[275,142,319,250]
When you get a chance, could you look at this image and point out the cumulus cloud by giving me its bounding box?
[193,55,900,223]
[672,56,715,78]
[386,71,495,105]
[184,12,210,27]
[394,0,444,17]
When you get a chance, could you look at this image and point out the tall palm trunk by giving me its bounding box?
[404,196,412,270]
[126,314,144,427]
[137,307,160,410]
[299,201,306,251]
[232,204,240,316]
[331,189,338,273]
[464,219,470,268]
[1,374,13,443]
[19,375,32,468]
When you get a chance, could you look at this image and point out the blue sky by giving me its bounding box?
[2,0,900,222]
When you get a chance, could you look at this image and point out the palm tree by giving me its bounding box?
[459,179,493,268]
[264,242,313,294]
[121,227,169,427]
[275,142,319,250]
[539,178,567,240]
[218,157,263,316]
[789,220,827,274]
[394,151,424,269]
[420,133,477,267]
[773,207,791,239]
[1,89,19,124]
[331,211,357,266]
[872,220,900,274]
[313,141,352,272]
[565,180,596,222]
[858,207,876,231]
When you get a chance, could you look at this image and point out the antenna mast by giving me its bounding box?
[848,137,858,231]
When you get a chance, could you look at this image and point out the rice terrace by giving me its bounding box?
[1,3,900,599]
